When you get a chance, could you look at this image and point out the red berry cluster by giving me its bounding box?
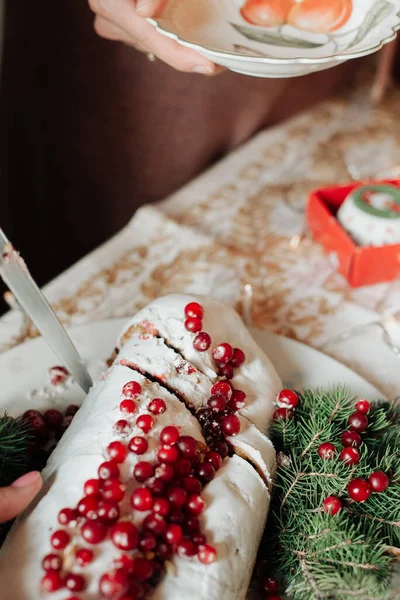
[184,302,246,382]
[23,404,79,472]
[183,302,246,448]
[320,399,390,515]
[41,379,217,598]
[273,389,299,421]
[184,302,212,353]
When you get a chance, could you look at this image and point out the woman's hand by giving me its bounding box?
[0,471,42,524]
[89,0,220,75]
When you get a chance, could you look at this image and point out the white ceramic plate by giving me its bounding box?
[0,319,385,418]
[150,0,400,77]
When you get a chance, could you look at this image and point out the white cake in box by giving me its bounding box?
[337,184,400,247]
[0,294,282,600]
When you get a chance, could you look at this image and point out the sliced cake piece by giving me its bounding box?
[117,294,282,433]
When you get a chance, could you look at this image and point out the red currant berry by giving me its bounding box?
[128,436,148,455]
[174,458,192,476]
[177,435,198,458]
[65,404,79,417]
[23,409,42,420]
[213,343,234,364]
[193,332,211,352]
[221,414,241,436]
[41,571,63,592]
[204,451,223,471]
[43,409,63,430]
[143,512,167,535]
[51,529,70,550]
[186,494,205,515]
[77,496,99,519]
[84,478,101,497]
[107,441,127,464]
[185,317,202,333]
[340,447,360,466]
[169,508,184,524]
[58,507,79,526]
[185,302,204,320]
[228,390,247,412]
[276,389,299,409]
[265,596,282,600]
[356,399,371,414]
[81,520,108,544]
[119,399,136,414]
[348,412,368,432]
[198,544,217,565]
[97,500,120,524]
[318,442,337,460]
[25,414,48,439]
[177,539,197,557]
[113,554,135,575]
[101,479,126,503]
[369,471,389,493]
[131,487,153,511]
[231,348,246,368]
[98,461,120,480]
[148,398,167,415]
[136,414,154,433]
[208,394,227,412]
[158,444,179,464]
[145,477,164,496]
[323,496,342,516]
[113,419,130,436]
[65,573,86,592]
[75,548,94,566]
[273,408,293,421]
[341,430,362,448]
[140,532,157,552]
[183,516,200,536]
[210,440,229,458]
[196,462,215,483]
[191,532,206,546]
[134,461,155,482]
[42,553,62,572]
[211,380,232,399]
[262,576,280,593]
[99,571,129,599]
[160,425,180,445]
[152,497,170,516]
[183,476,202,494]
[110,521,139,550]
[48,365,69,386]
[155,463,175,481]
[348,478,371,502]
[134,557,154,582]
[165,524,183,545]
[218,364,234,379]
[122,381,142,399]
[167,487,187,508]
[157,541,173,560]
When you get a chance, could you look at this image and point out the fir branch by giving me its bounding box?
[0,413,31,487]
[262,386,400,600]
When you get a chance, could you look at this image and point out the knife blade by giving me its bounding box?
[0,228,93,393]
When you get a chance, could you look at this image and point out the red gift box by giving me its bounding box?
[307,180,400,288]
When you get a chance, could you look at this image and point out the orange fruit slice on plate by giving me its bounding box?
[240,0,294,28]
[287,0,353,33]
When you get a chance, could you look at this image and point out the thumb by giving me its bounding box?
[136,0,168,18]
[0,472,42,523]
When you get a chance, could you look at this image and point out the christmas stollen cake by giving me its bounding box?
[0,295,281,600]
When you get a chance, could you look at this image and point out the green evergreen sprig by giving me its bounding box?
[261,387,400,600]
[0,413,31,487]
